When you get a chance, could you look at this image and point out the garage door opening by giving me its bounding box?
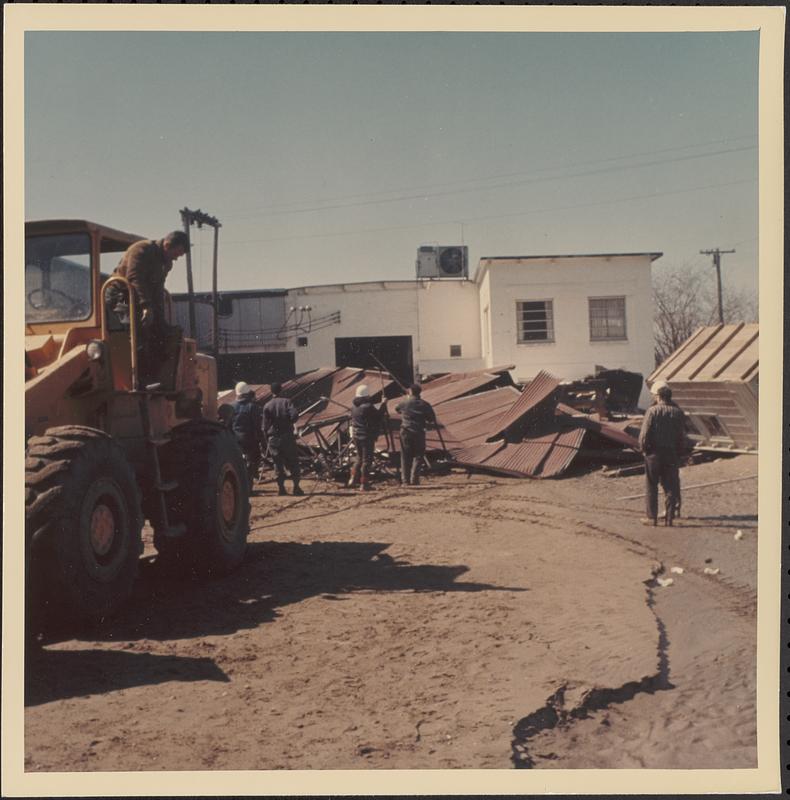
[334,336,413,388]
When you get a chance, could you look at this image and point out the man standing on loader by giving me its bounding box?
[110,230,189,388]
[232,382,264,491]
[263,382,304,496]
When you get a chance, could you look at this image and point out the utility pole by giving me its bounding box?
[699,247,735,325]
[180,207,222,354]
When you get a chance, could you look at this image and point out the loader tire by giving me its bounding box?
[25,426,143,628]
[156,421,250,576]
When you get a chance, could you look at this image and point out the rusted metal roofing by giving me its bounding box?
[486,370,560,441]
[649,323,759,384]
[453,428,586,478]
[437,387,522,450]
[555,403,640,450]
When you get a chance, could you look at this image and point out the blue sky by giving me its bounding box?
[25,31,759,296]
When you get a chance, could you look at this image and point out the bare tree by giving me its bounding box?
[653,263,758,365]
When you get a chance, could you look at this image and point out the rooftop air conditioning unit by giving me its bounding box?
[416,245,469,279]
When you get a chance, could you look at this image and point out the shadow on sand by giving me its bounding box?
[37,540,527,647]
[25,648,229,706]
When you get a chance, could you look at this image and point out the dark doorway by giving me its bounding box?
[217,352,296,391]
[334,336,413,388]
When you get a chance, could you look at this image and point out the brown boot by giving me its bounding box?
[346,467,359,489]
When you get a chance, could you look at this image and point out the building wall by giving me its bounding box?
[287,282,419,374]
[483,255,655,388]
[416,279,484,375]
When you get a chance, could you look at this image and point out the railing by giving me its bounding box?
[100,276,139,389]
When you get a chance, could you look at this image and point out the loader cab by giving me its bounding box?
[25,220,144,380]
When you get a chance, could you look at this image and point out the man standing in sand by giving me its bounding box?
[395,383,437,487]
[263,381,304,497]
[638,381,687,526]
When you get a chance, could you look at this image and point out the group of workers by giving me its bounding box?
[228,381,303,496]
[224,379,437,495]
[111,229,689,525]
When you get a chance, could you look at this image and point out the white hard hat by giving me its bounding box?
[235,381,251,397]
[651,379,669,395]
[355,384,370,398]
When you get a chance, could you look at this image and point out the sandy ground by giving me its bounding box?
[24,454,758,771]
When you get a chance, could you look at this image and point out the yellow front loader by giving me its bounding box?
[25,219,250,628]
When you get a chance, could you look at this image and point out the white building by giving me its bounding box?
[172,251,660,401]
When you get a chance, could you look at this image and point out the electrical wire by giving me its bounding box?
[223,145,756,221]
[221,176,757,247]
[222,134,757,220]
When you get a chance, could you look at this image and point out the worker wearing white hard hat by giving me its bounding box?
[348,384,380,491]
[231,381,263,490]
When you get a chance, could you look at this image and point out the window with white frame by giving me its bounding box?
[589,296,627,341]
[516,300,554,343]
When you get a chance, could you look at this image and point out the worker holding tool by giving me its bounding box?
[263,381,304,497]
[395,383,437,486]
[231,382,264,491]
[638,381,687,526]
[109,230,189,388]
[347,384,381,492]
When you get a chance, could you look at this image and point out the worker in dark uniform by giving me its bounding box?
[348,384,381,492]
[231,382,264,491]
[262,381,304,496]
[110,230,189,388]
[217,403,235,429]
[638,381,687,526]
[395,383,437,486]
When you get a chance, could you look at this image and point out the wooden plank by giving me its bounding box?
[649,325,711,382]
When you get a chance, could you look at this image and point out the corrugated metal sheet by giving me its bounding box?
[555,403,640,449]
[649,323,758,384]
[452,428,586,478]
[435,387,522,451]
[487,370,560,440]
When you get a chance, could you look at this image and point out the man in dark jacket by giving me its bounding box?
[395,383,437,486]
[110,230,188,388]
[263,381,303,496]
[231,382,264,491]
[638,381,687,526]
[348,384,380,492]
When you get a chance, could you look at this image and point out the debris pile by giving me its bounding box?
[218,364,646,481]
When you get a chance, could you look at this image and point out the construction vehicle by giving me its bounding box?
[25,219,250,627]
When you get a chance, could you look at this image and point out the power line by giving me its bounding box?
[222,137,757,221]
[221,176,757,247]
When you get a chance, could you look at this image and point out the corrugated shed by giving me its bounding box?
[648,323,759,451]
[649,323,758,384]
[486,370,560,440]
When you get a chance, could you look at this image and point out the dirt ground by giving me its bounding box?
[25,454,758,771]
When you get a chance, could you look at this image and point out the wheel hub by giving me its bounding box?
[90,503,116,556]
[220,473,237,528]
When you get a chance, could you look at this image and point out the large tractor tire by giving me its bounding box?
[156,420,250,576]
[25,426,143,628]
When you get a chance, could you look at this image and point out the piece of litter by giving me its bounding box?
[703,567,720,576]
[670,566,684,575]
[734,530,744,541]
[656,577,674,587]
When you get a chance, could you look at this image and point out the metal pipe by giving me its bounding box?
[180,210,197,340]
[212,223,220,356]
[100,276,139,389]
[617,473,757,501]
